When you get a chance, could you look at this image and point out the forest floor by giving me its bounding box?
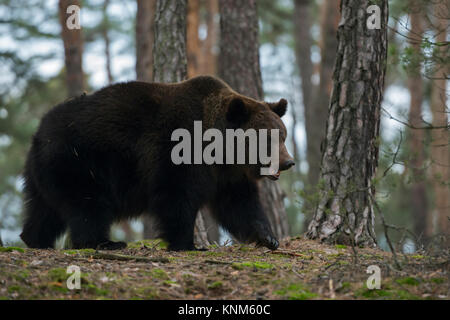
[0,237,448,300]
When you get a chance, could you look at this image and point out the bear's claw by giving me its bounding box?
[256,235,279,251]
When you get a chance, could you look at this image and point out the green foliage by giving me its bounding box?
[0,246,25,253]
[275,283,317,300]
[395,277,420,286]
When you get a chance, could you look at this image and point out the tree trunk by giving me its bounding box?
[406,2,429,241]
[199,0,219,75]
[429,1,449,241]
[152,0,187,83]
[102,0,113,84]
[136,0,158,239]
[187,0,200,78]
[309,0,340,187]
[219,0,289,240]
[136,0,156,82]
[306,0,389,247]
[58,0,84,97]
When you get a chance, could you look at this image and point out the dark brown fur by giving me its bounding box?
[20,76,293,251]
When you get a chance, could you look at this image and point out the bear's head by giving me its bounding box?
[225,95,294,180]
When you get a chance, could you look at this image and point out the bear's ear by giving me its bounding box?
[226,97,250,125]
[269,98,288,117]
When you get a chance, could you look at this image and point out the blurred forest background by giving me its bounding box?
[0,0,448,253]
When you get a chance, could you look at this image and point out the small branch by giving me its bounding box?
[79,251,169,263]
[382,106,450,130]
[371,196,402,270]
[204,259,233,265]
[268,249,313,260]
[382,130,403,178]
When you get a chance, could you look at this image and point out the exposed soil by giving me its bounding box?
[0,237,448,300]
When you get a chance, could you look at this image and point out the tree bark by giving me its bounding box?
[199,0,219,75]
[58,0,84,97]
[293,0,314,166]
[406,2,429,241]
[309,0,340,187]
[102,0,113,84]
[136,0,156,82]
[429,1,449,241]
[187,0,200,78]
[219,0,289,240]
[306,0,389,247]
[152,0,187,82]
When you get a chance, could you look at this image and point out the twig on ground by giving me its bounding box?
[204,259,233,265]
[371,196,402,270]
[78,251,169,263]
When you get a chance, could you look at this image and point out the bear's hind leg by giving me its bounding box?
[21,189,67,249]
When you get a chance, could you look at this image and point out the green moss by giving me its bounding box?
[396,290,419,300]
[232,261,274,270]
[135,286,159,299]
[13,270,30,282]
[356,288,393,299]
[48,268,68,282]
[430,278,445,284]
[8,285,22,293]
[151,268,169,280]
[395,277,420,286]
[231,263,244,270]
[128,239,168,249]
[85,283,109,296]
[275,284,317,300]
[335,244,347,249]
[411,255,425,259]
[208,281,223,290]
[238,245,252,252]
[49,283,69,293]
[0,247,25,253]
[338,282,351,292]
[62,249,95,255]
[163,280,177,286]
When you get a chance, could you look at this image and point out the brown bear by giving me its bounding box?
[20,75,294,251]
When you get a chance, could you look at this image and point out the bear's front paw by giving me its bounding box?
[257,235,279,251]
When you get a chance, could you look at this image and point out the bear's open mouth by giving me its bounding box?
[267,171,281,181]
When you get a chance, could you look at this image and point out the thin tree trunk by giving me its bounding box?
[309,0,340,187]
[136,0,158,239]
[58,0,84,97]
[429,1,449,241]
[219,0,289,240]
[136,0,156,82]
[306,0,389,247]
[293,0,314,166]
[102,0,113,84]
[152,0,187,83]
[199,0,219,75]
[187,0,200,78]
[406,2,429,241]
